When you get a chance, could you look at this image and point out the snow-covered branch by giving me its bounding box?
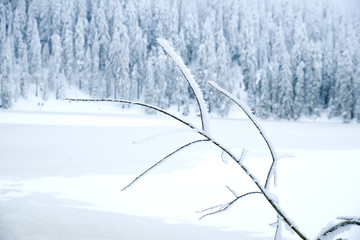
[156,38,210,134]
[198,191,262,220]
[208,81,277,189]
[317,217,360,240]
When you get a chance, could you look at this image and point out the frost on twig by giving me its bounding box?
[156,38,210,134]
[198,191,262,220]
[316,217,360,240]
[273,215,283,240]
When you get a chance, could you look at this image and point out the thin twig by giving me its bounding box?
[225,185,238,198]
[317,218,360,239]
[198,191,262,220]
[121,139,209,191]
[274,214,282,240]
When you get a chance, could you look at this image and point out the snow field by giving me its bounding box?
[1,104,360,239]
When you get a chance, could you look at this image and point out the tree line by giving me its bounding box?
[0,0,359,122]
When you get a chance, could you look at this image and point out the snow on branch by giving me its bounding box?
[316,217,360,240]
[121,139,209,191]
[208,81,278,189]
[198,191,262,220]
[156,38,210,134]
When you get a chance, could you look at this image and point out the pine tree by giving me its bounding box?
[18,40,29,99]
[106,26,122,99]
[27,17,42,97]
[293,61,305,119]
[180,0,200,64]
[330,32,355,122]
[256,68,271,119]
[12,0,29,98]
[239,13,257,93]
[49,0,62,36]
[304,41,322,117]
[118,25,131,100]
[195,15,217,113]
[13,0,27,60]
[320,11,335,108]
[74,17,87,90]
[48,34,64,99]
[125,1,146,100]
[354,68,360,122]
[153,48,168,109]
[96,4,110,73]
[226,9,240,62]
[278,50,293,119]
[90,29,100,97]
[215,28,231,117]
[1,39,13,109]
[144,53,157,114]
[0,2,5,80]
[61,0,75,84]
[82,48,92,95]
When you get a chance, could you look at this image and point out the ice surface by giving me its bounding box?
[1,105,360,240]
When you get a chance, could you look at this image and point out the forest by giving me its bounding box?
[0,0,359,122]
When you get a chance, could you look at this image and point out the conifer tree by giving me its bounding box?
[48,34,64,99]
[215,28,231,117]
[49,0,62,36]
[1,39,13,108]
[278,50,293,119]
[293,62,305,119]
[106,27,122,99]
[61,0,75,84]
[82,48,92,96]
[330,31,355,122]
[118,25,131,100]
[144,53,156,114]
[74,17,87,90]
[27,17,42,97]
[13,0,29,98]
[89,29,100,97]
[304,41,322,117]
[354,68,360,122]
[256,68,271,119]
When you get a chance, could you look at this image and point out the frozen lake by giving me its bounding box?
[1,108,360,239]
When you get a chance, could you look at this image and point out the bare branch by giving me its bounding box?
[274,214,283,240]
[206,82,309,239]
[121,139,209,191]
[317,218,360,239]
[198,191,262,220]
[207,81,277,189]
[225,185,238,198]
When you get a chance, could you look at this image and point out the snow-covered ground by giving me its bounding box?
[1,99,360,240]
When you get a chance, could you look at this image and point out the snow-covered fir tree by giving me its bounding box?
[1,39,13,109]
[27,17,42,98]
[0,0,359,121]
